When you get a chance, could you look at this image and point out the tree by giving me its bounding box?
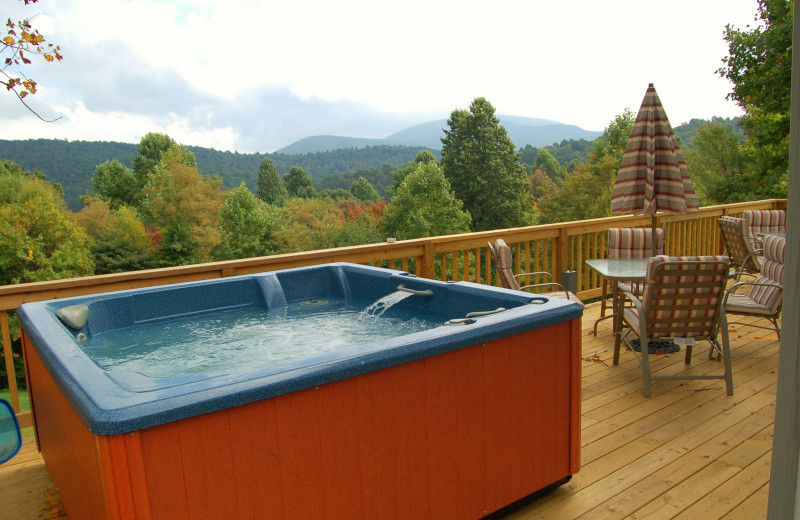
[349,176,381,203]
[159,217,199,267]
[684,122,746,204]
[88,159,138,209]
[382,162,472,240]
[276,198,344,252]
[390,150,438,196]
[214,183,283,260]
[532,149,564,181]
[2,0,63,120]
[440,97,533,231]
[138,150,225,261]
[283,166,316,198]
[0,160,93,285]
[74,198,158,274]
[718,0,792,197]
[256,157,287,206]
[536,111,635,223]
[131,132,196,187]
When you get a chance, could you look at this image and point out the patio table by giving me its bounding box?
[586,258,650,364]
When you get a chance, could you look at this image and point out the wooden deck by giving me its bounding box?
[0,300,777,520]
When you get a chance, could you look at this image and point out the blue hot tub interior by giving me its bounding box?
[18,263,582,435]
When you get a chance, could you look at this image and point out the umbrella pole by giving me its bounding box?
[651,213,658,257]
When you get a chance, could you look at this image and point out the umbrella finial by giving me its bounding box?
[648,83,654,88]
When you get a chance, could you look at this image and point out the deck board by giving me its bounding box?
[0,300,778,520]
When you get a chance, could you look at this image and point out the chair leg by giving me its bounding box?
[640,338,652,398]
[720,328,734,396]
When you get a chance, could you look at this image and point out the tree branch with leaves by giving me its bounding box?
[3,0,63,121]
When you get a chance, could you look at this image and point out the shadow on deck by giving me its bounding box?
[0,300,778,520]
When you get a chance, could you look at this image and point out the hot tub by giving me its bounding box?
[19,263,582,520]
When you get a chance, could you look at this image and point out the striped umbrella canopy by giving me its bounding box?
[610,83,699,255]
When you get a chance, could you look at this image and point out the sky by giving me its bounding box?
[3,0,761,153]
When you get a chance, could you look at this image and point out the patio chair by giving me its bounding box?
[741,209,786,261]
[0,398,22,464]
[722,233,784,340]
[488,239,583,306]
[615,255,732,397]
[594,227,664,335]
[717,216,761,281]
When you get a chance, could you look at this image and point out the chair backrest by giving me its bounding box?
[607,228,665,259]
[742,209,786,252]
[749,235,785,312]
[489,239,521,290]
[718,216,760,272]
[641,255,730,339]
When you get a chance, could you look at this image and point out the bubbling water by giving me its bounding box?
[79,296,439,378]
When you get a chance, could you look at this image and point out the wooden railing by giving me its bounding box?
[0,199,786,426]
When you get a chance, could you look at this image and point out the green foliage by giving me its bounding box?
[74,198,158,274]
[718,0,792,196]
[0,140,427,211]
[138,153,225,260]
[532,149,564,181]
[684,122,747,204]
[256,158,287,206]
[591,109,636,160]
[89,159,138,208]
[537,111,634,224]
[283,166,316,198]
[214,183,283,260]
[330,201,386,247]
[537,154,619,223]
[0,160,93,285]
[441,97,534,231]
[131,132,196,185]
[382,162,471,240]
[159,217,200,267]
[349,176,381,202]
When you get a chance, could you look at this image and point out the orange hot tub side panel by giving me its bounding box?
[24,319,581,520]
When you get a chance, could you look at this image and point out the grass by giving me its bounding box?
[0,386,35,439]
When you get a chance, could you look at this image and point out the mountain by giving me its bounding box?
[276,115,603,154]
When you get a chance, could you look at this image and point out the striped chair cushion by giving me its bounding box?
[718,216,760,272]
[607,228,665,259]
[748,235,785,311]
[640,255,729,338]
[742,210,786,252]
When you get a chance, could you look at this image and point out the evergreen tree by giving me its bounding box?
[256,157,287,205]
[440,97,533,231]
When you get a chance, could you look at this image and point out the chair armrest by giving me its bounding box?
[618,288,648,339]
[514,271,554,282]
[723,280,782,304]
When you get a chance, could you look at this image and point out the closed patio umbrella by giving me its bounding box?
[610,83,699,256]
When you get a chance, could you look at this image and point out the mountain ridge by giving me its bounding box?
[276,115,602,154]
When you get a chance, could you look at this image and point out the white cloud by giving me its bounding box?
[6,0,759,151]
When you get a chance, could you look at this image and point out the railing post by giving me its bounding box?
[0,311,20,413]
[557,227,569,282]
[421,240,435,280]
